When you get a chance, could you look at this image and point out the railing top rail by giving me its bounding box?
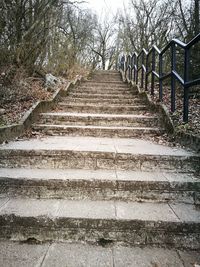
[160,33,200,54]
[171,39,186,48]
[187,32,200,48]
[152,45,161,54]
[138,48,148,57]
[119,33,200,123]
[132,52,138,58]
[160,39,185,54]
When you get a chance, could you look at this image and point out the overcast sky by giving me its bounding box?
[85,0,126,16]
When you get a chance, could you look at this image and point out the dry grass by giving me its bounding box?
[0,65,68,126]
[148,83,200,136]
[0,64,91,126]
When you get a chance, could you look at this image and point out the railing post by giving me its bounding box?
[183,49,189,122]
[120,55,125,72]
[171,43,176,113]
[159,53,163,101]
[151,48,155,95]
[141,51,144,88]
[128,55,131,81]
[130,55,134,81]
[124,55,127,80]
[120,34,200,123]
[145,54,148,91]
[134,54,137,83]
[136,54,139,85]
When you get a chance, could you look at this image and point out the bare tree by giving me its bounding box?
[118,0,176,53]
[91,18,117,70]
[0,0,96,74]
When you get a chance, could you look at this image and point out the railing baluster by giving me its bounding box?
[128,55,131,81]
[141,51,144,88]
[183,49,190,122]
[151,48,155,95]
[136,54,139,85]
[145,54,148,91]
[134,54,136,82]
[119,33,200,123]
[171,43,176,113]
[130,55,133,81]
[125,55,127,80]
[159,53,163,101]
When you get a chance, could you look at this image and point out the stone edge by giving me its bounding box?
[0,77,83,144]
[120,69,200,152]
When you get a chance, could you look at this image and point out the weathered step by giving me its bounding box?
[72,88,136,95]
[0,137,199,172]
[33,124,163,138]
[94,70,119,74]
[76,85,133,91]
[81,80,129,88]
[83,81,128,86]
[0,198,199,249]
[63,97,145,105]
[0,168,199,204]
[57,103,147,114]
[68,91,135,98]
[92,71,121,76]
[87,79,123,83]
[64,92,136,99]
[38,113,159,127]
[88,76,123,81]
[91,73,121,76]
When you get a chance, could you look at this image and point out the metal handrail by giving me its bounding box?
[120,33,200,122]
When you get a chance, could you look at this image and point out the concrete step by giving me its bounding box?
[92,72,120,77]
[68,91,135,98]
[1,241,200,267]
[63,97,145,105]
[0,197,199,248]
[83,81,128,86]
[94,70,119,74]
[88,76,123,81]
[87,79,123,83]
[33,124,163,138]
[64,92,135,99]
[0,137,199,172]
[76,85,132,91]
[91,72,121,77]
[38,113,159,127]
[72,88,136,95]
[81,83,129,89]
[57,103,147,114]
[1,168,199,204]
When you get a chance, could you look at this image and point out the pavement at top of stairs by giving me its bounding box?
[0,241,199,267]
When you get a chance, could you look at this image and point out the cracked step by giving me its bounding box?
[82,81,129,86]
[56,103,148,114]
[72,87,137,94]
[62,96,145,105]
[0,137,199,172]
[0,198,199,248]
[63,92,136,99]
[32,125,163,138]
[68,91,136,98]
[0,168,199,203]
[38,113,159,127]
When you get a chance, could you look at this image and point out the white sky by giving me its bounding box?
[85,0,126,17]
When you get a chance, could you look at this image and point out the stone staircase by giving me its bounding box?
[33,72,162,138]
[0,71,200,265]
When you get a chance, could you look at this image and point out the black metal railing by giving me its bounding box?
[120,33,200,122]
